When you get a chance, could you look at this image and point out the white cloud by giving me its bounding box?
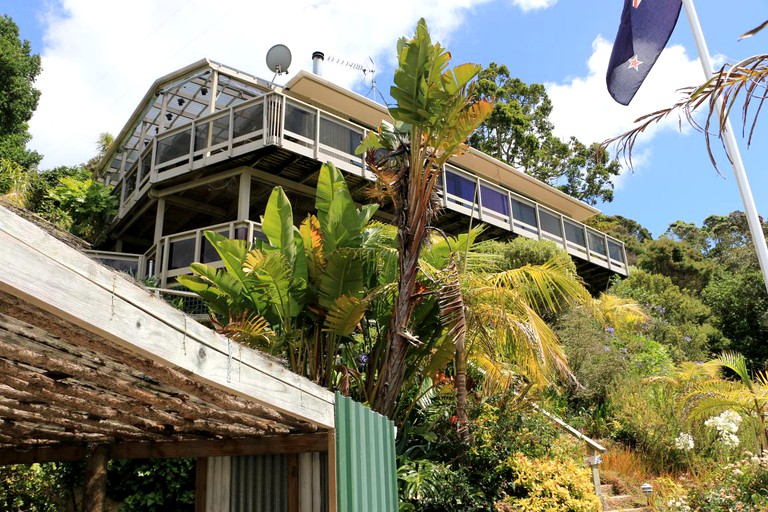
[28,0,492,169]
[545,35,704,185]
[510,0,557,12]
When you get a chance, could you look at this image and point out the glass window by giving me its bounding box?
[194,124,209,152]
[320,118,361,156]
[511,198,537,227]
[539,210,562,237]
[564,220,586,247]
[156,129,191,164]
[284,104,316,139]
[480,185,509,216]
[124,170,136,198]
[168,238,196,270]
[588,231,607,256]
[608,240,625,262]
[233,103,264,138]
[445,171,476,203]
[211,116,230,145]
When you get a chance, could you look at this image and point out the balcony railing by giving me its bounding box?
[440,165,627,274]
[141,220,264,287]
[109,91,627,275]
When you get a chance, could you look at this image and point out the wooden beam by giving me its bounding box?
[155,194,228,217]
[0,433,329,465]
[83,445,108,512]
[151,167,247,198]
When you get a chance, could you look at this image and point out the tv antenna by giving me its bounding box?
[325,55,387,105]
[266,44,292,88]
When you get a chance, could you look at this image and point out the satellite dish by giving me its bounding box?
[266,44,292,74]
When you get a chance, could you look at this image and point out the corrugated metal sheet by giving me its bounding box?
[230,454,288,512]
[335,393,398,512]
[205,453,328,512]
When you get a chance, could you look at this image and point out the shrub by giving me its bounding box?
[398,459,488,512]
[0,463,76,511]
[493,452,601,511]
[686,453,768,511]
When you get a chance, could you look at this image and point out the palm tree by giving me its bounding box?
[360,18,492,417]
[682,351,768,452]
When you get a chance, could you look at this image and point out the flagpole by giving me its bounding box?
[681,0,768,294]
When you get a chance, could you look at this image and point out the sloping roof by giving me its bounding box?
[0,205,335,459]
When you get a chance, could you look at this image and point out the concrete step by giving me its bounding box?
[599,483,614,495]
[603,494,646,511]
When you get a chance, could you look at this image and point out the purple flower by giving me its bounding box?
[683,336,692,342]
[620,347,628,354]
[603,346,611,352]
[606,327,615,334]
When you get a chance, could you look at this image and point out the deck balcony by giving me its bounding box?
[105,89,627,279]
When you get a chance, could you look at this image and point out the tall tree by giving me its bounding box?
[0,15,42,169]
[468,63,620,205]
[359,19,492,417]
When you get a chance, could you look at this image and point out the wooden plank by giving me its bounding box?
[0,433,329,465]
[195,457,208,512]
[0,206,335,428]
[83,445,108,512]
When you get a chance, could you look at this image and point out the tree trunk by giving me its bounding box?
[455,341,469,440]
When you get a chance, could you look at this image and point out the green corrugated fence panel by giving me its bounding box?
[335,392,398,512]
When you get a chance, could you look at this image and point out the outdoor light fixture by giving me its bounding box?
[177,98,184,106]
[166,113,173,121]
[201,87,208,96]
[640,482,653,506]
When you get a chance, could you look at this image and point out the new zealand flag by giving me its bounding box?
[606,0,683,105]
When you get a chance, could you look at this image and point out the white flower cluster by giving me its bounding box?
[704,410,742,448]
[674,432,695,451]
[666,497,691,512]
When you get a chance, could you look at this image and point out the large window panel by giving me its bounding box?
[284,104,316,139]
[539,210,562,237]
[564,220,586,247]
[511,198,537,228]
[608,240,625,263]
[480,185,509,216]
[233,103,264,138]
[445,171,476,203]
[588,231,607,256]
[320,117,361,156]
[156,129,191,164]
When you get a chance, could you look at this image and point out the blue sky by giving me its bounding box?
[2,0,768,238]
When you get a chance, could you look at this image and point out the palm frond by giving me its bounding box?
[604,54,768,174]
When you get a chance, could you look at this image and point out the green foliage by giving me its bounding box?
[468,62,620,205]
[47,173,117,241]
[609,377,691,474]
[638,237,715,293]
[0,16,42,169]
[0,463,75,511]
[686,453,768,511]
[702,269,768,365]
[610,269,726,361]
[107,458,195,511]
[476,236,575,272]
[584,214,652,265]
[398,459,487,512]
[493,452,602,511]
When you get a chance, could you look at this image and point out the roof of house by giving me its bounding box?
[0,204,335,462]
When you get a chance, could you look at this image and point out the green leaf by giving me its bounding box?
[324,295,368,336]
[318,251,364,310]
[260,186,296,265]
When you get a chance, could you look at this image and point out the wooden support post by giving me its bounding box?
[237,170,252,221]
[195,457,208,512]
[586,445,602,496]
[83,445,108,512]
[287,454,299,512]
[154,198,166,246]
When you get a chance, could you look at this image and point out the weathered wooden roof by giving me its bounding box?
[0,205,335,463]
